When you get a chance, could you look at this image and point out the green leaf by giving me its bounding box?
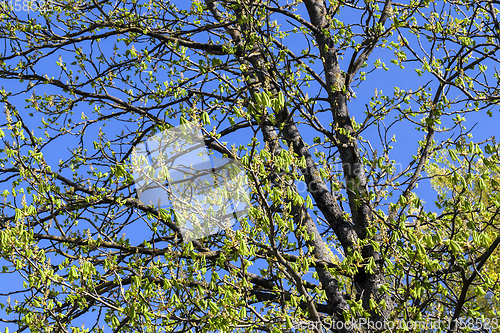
[449,149,458,161]
[239,307,246,319]
[262,92,271,107]
[201,112,211,125]
[239,240,249,255]
[305,195,313,209]
[69,266,79,281]
[209,300,218,314]
[476,286,486,296]
[448,240,462,255]
[278,91,285,108]
[111,316,120,327]
[377,157,384,168]
[254,92,262,105]
[366,257,376,274]
[14,208,22,221]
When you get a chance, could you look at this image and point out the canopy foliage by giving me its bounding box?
[1,0,500,332]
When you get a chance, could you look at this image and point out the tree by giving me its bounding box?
[0,0,500,332]
[427,144,500,320]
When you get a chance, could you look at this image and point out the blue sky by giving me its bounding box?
[1,0,499,332]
